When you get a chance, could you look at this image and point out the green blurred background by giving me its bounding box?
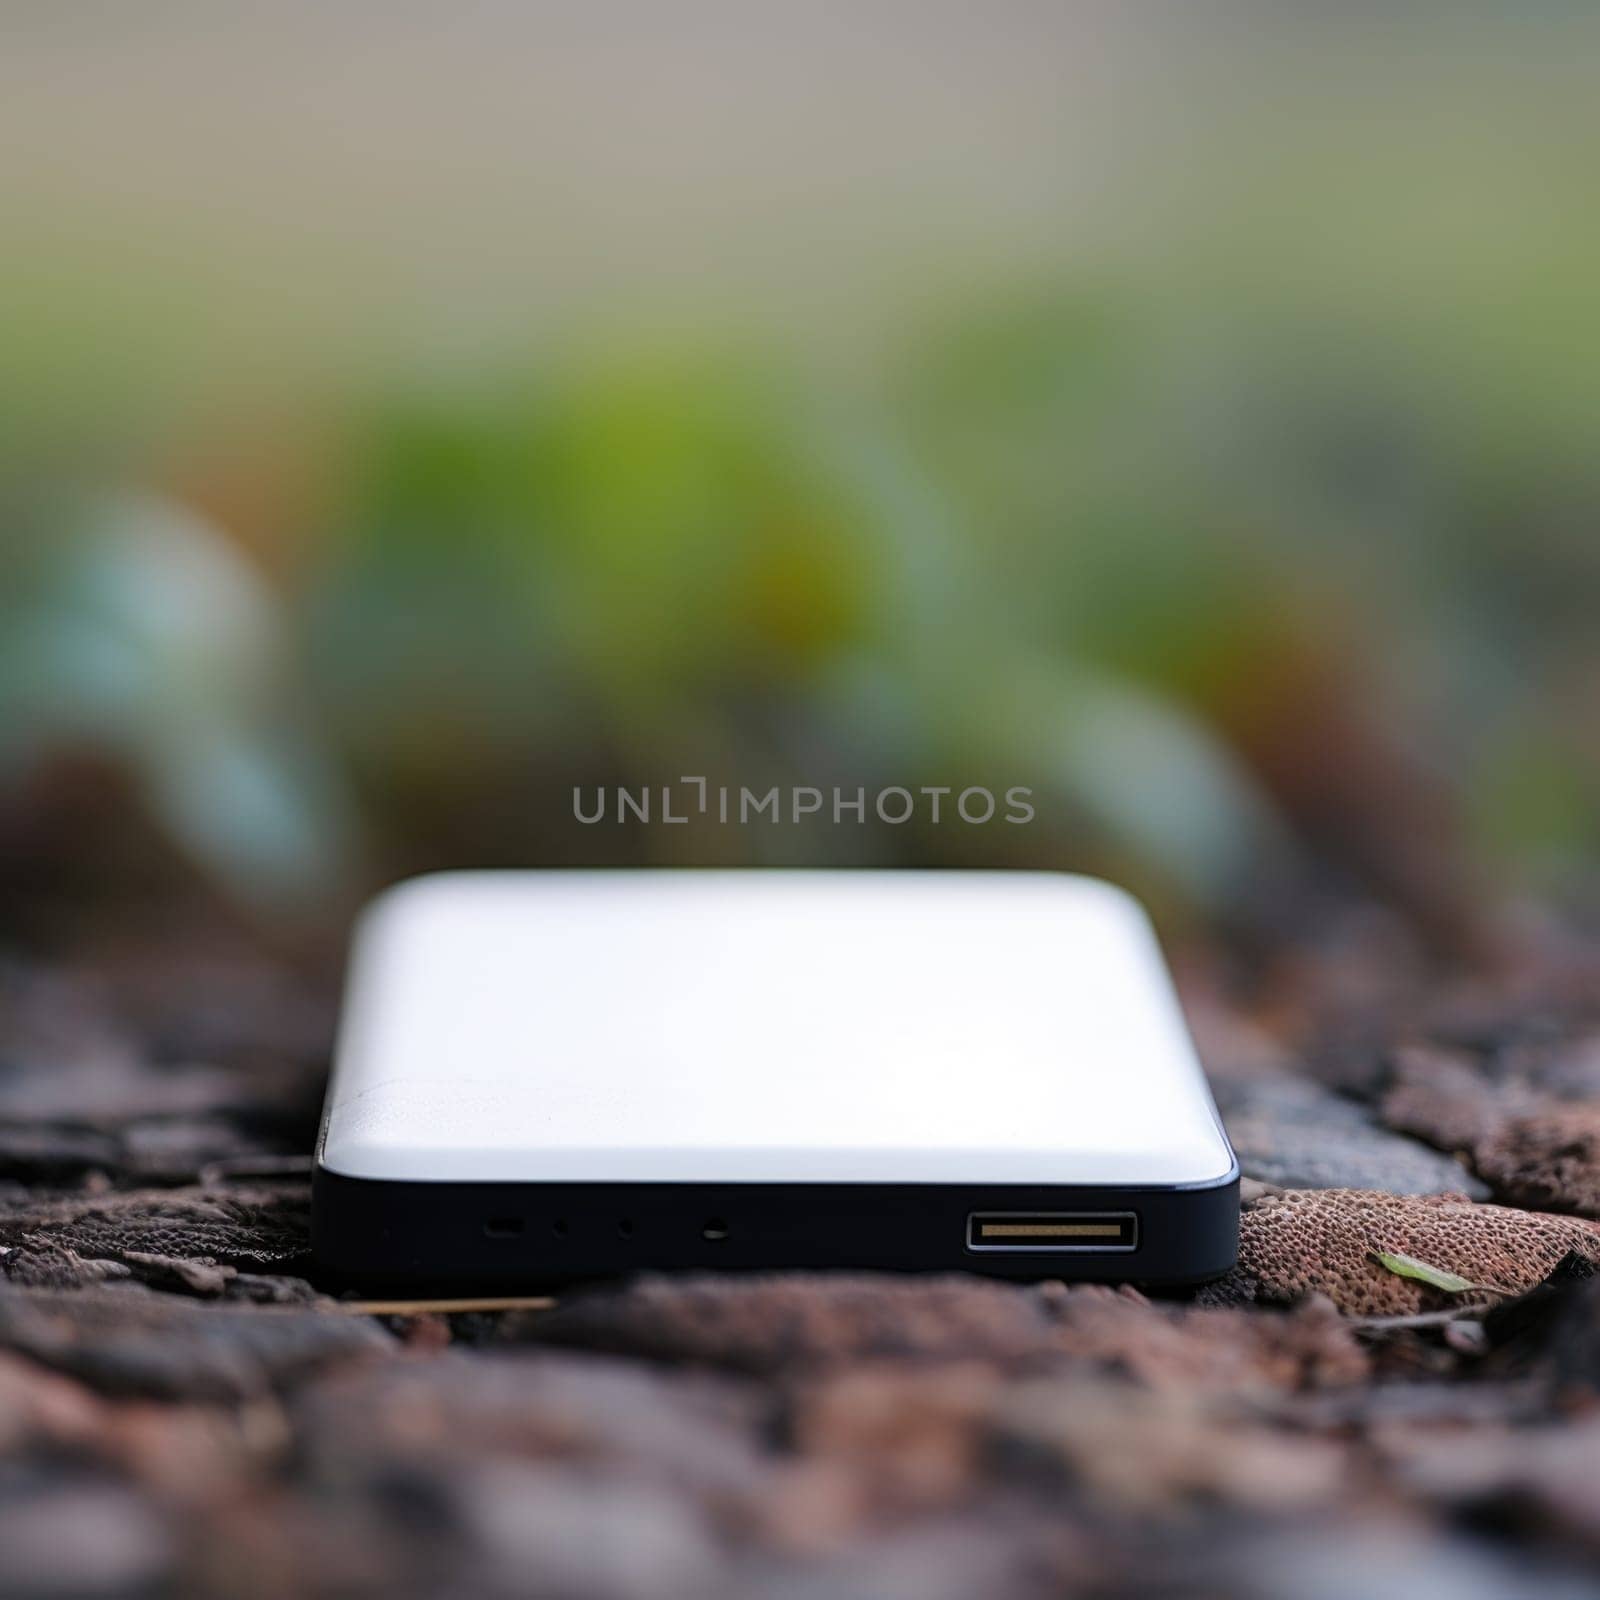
[3,3,1597,949]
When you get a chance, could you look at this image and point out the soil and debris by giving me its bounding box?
[3,905,1600,1598]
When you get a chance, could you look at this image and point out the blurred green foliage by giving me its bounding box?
[4,9,1598,930]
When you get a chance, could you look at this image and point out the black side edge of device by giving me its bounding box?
[312,1164,1241,1293]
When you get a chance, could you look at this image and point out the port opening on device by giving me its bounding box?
[966,1212,1138,1253]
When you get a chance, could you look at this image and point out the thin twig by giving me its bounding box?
[1347,1308,1492,1331]
[337,1296,558,1316]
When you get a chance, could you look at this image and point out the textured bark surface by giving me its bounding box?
[3,913,1600,1598]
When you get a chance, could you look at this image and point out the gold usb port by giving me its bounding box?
[966,1212,1138,1253]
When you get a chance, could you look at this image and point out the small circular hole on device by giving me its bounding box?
[551,1219,569,1239]
[702,1219,729,1242]
[617,1219,634,1239]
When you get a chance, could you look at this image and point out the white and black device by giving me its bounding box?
[313,870,1239,1288]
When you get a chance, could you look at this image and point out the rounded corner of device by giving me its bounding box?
[1177,1145,1241,1193]
[358,869,481,928]
[1193,1154,1242,1193]
[314,1148,376,1190]
[1077,872,1158,921]
[314,1145,359,1186]
[315,1122,402,1186]
[1030,869,1156,930]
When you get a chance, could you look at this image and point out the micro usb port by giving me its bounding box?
[966,1212,1138,1253]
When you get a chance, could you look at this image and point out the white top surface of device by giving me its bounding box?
[320,870,1234,1187]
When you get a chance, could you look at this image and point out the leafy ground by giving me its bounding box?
[3,899,1600,1599]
